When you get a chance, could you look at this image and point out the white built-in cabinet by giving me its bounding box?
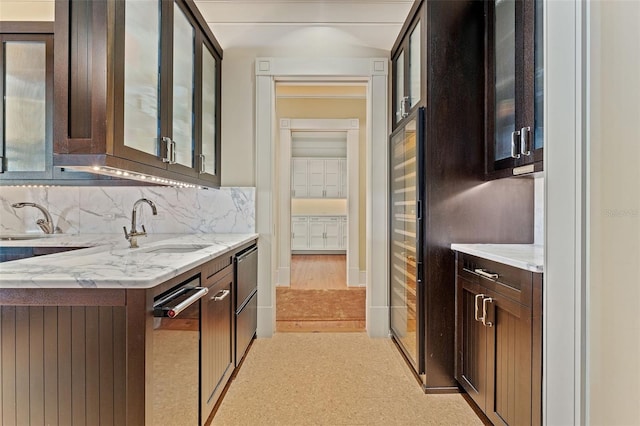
[291,157,346,198]
[292,215,347,251]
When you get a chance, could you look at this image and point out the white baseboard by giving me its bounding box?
[359,270,366,286]
[277,267,290,286]
[348,267,363,287]
[367,305,390,338]
[256,306,274,338]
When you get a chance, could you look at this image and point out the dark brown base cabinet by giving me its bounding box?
[455,253,542,425]
[0,241,255,425]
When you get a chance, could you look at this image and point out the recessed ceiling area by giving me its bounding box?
[194,0,414,50]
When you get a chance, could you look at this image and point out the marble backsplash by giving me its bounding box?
[0,186,255,235]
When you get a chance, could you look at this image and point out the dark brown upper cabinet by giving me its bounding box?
[486,0,543,179]
[391,1,424,130]
[53,0,223,188]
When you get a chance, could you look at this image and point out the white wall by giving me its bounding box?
[588,1,640,423]
[220,45,387,187]
[0,1,54,21]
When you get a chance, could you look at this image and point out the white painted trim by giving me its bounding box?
[276,267,290,287]
[544,0,587,424]
[359,270,367,286]
[348,268,362,288]
[278,118,359,289]
[255,57,388,338]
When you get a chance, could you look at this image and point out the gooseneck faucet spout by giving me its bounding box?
[124,198,158,248]
[11,202,56,234]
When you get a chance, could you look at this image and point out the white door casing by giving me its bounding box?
[278,119,359,287]
[255,57,388,338]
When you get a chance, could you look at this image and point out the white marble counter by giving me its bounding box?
[0,233,258,289]
[451,243,544,273]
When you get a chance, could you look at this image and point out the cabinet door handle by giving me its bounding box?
[161,137,172,163]
[482,297,493,327]
[198,154,206,174]
[212,289,230,302]
[511,130,521,159]
[520,126,532,156]
[474,268,499,280]
[170,140,177,164]
[474,293,486,322]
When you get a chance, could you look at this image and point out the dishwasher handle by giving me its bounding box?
[235,245,257,263]
[153,286,208,318]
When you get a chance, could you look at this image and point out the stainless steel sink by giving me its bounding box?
[0,234,52,241]
[0,246,88,263]
[139,244,210,254]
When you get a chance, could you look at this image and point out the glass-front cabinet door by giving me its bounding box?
[198,41,220,185]
[392,4,423,129]
[488,0,543,177]
[121,0,165,167]
[0,35,53,180]
[169,1,196,175]
[390,107,424,374]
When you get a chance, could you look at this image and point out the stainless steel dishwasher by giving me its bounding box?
[234,244,258,365]
[151,276,208,426]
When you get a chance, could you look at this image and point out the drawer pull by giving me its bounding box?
[474,268,499,280]
[212,289,230,302]
[482,297,494,327]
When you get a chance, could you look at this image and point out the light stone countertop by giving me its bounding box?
[451,243,544,273]
[0,233,258,289]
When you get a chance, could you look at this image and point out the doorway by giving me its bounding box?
[254,57,389,338]
[274,86,364,331]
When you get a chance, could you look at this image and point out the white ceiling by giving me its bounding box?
[194,0,414,50]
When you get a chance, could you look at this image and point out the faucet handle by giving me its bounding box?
[141,224,146,234]
[123,226,130,240]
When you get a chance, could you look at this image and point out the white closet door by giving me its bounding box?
[324,217,341,249]
[307,159,325,197]
[291,158,309,197]
[291,217,309,250]
[308,218,325,249]
[324,159,341,198]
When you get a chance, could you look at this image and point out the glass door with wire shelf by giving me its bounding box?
[389,107,424,374]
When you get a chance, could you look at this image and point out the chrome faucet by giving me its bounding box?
[124,198,158,248]
[11,202,56,234]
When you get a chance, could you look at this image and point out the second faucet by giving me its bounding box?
[124,198,158,248]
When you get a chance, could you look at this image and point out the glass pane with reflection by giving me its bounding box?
[172,3,195,168]
[494,0,516,161]
[4,41,46,172]
[409,21,421,108]
[201,45,216,175]
[123,0,161,157]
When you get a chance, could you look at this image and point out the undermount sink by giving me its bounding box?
[0,234,53,241]
[138,244,211,254]
[0,246,88,263]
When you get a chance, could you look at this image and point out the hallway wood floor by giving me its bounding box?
[276,254,365,332]
[213,333,483,425]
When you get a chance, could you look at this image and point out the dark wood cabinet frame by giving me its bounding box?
[484,0,543,179]
[53,0,223,188]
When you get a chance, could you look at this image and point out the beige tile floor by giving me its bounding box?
[212,333,483,425]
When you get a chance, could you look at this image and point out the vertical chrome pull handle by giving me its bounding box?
[161,137,172,163]
[511,131,521,159]
[474,294,486,322]
[520,126,532,156]
[198,154,206,173]
[170,140,177,164]
[482,297,493,327]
